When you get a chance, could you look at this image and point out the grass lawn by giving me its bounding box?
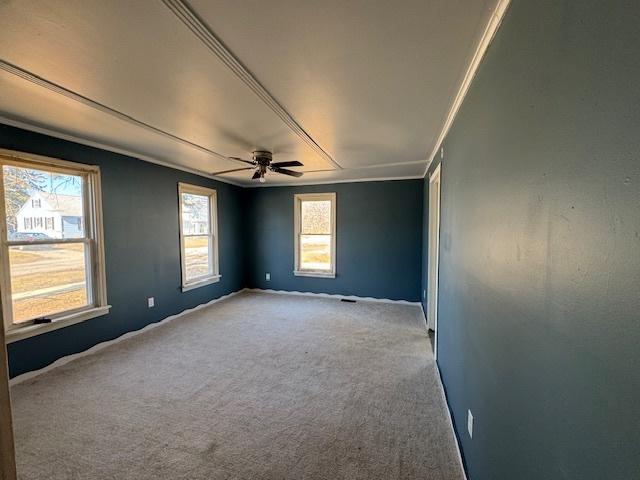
[13,290,87,324]
[8,244,88,323]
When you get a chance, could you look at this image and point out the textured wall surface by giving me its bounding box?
[435,1,640,478]
[245,181,423,302]
[1,125,246,377]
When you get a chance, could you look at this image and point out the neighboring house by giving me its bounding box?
[15,192,83,239]
[182,215,208,235]
[182,207,208,235]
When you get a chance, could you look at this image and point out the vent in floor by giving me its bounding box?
[340,299,356,303]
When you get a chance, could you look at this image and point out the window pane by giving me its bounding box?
[3,165,85,240]
[181,193,209,235]
[184,235,211,281]
[301,200,331,234]
[9,243,89,324]
[300,234,331,271]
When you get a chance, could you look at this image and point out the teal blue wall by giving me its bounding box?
[1,125,424,376]
[434,1,640,478]
[1,125,247,377]
[245,181,423,301]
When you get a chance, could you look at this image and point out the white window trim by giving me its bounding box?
[0,149,110,343]
[178,182,220,291]
[293,192,336,279]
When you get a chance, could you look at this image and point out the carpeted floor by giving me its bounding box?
[10,292,464,480]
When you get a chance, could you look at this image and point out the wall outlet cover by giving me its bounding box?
[266,273,271,281]
[148,297,155,308]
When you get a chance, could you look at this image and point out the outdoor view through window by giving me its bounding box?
[300,200,332,271]
[2,163,88,324]
[181,192,213,282]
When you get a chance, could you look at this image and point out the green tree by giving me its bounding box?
[3,166,46,232]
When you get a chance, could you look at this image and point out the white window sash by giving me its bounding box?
[293,192,336,278]
[178,183,220,291]
[0,149,109,334]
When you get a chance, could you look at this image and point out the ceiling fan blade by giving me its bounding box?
[228,156,257,166]
[271,166,303,178]
[212,167,254,175]
[251,171,262,180]
[270,161,303,168]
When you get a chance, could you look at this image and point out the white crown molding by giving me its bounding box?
[343,159,427,170]
[0,59,238,165]
[245,174,424,188]
[0,115,245,187]
[0,115,423,188]
[162,0,341,171]
[422,0,511,178]
[9,288,248,385]
[247,288,421,306]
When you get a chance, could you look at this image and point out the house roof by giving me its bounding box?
[39,193,83,217]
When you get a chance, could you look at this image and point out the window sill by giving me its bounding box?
[293,270,336,279]
[5,306,111,344]
[182,275,221,292]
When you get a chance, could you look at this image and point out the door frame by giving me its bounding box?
[427,163,441,360]
[0,293,17,479]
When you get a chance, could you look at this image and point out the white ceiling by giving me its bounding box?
[0,0,499,186]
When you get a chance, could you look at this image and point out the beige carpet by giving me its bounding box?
[11,292,464,480]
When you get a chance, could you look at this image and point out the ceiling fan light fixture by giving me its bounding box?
[213,150,304,181]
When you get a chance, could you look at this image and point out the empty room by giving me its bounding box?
[0,1,638,479]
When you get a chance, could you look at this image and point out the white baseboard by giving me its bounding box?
[246,288,421,306]
[419,304,429,330]
[10,288,247,386]
[435,362,468,480]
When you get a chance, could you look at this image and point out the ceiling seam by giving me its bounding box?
[161,0,342,170]
[0,59,239,165]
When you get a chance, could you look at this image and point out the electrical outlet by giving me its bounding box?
[148,297,155,308]
[423,289,426,299]
[266,273,271,281]
[467,410,473,438]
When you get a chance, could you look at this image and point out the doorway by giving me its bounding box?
[427,164,441,359]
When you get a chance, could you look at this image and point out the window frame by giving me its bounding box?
[178,182,220,291]
[0,149,109,343]
[293,192,336,278]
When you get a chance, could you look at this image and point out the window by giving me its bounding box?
[0,150,109,341]
[31,199,40,208]
[178,183,220,291]
[294,193,336,278]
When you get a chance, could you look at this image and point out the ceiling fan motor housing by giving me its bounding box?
[252,150,273,166]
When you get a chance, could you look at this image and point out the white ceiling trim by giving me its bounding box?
[245,174,424,188]
[162,0,341,170]
[0,114,245,187]
[422,0,511,178]
[344,159,427,170]
[0,115,424,189]
[0,59,237,163]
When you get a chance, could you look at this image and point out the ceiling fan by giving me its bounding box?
[212,151,303,183]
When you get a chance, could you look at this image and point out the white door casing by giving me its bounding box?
[427,164,441,357]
